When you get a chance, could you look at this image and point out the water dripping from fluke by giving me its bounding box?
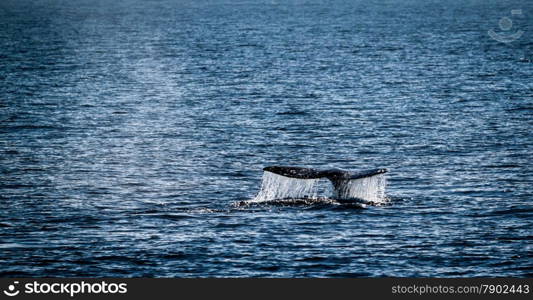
[236,166,389,208]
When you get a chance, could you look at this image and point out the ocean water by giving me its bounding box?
[0,0,532,277]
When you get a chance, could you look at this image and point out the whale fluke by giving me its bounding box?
[262,166,388,201]
[263,166,387,181]
[262,166,324,179]
[347,168,388,180]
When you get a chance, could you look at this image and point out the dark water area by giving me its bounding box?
[1,0,532,277]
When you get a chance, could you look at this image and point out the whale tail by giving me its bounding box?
[262,166,388,201]
[263,166,387,181]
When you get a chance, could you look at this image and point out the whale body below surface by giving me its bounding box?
[261,166,388,203]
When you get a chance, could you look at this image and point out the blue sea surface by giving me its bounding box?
[0,0,532,277]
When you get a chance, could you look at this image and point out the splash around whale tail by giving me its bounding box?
[261,166,388,203]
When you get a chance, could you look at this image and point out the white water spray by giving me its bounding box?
[333,175,387,204]
[252,171,319,202]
